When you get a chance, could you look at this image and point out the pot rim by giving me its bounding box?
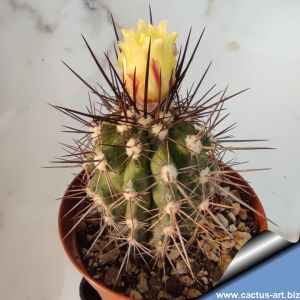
[58,166,268,299]
[58,171,132,299]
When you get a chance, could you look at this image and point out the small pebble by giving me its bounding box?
[186,288,202,299]
[203,243,220,262]
[233,231,252,250]
[229,224,237,232]
[239,209,248,221]
[176,260,188,274]
[202,276,209,285]
[149,275,162,289]
[238,222,246,231]
[180,275,194,286]
[231,202,241,215]
[104,267,119,286]
[218,250,233,273]
[227,211,236,223]
[168,247,180,260]
[206,250,219,262]
[217,213,229,227]
[129,289,143,300]
[127,260,138,274]
[197,269,207,277]
[99,248,119,265]
[222,239,235,249]
[137,272,148,293]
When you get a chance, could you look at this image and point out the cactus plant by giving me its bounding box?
[54,15,271,284]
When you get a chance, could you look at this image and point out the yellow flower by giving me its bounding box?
[117,19,178,111]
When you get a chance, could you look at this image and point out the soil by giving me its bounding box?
[76,189,259,300]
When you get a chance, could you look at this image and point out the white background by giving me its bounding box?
[0,0,299,299]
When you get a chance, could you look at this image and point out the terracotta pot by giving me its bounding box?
[58,167,268,300]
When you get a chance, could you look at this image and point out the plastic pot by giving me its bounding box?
[58,167,268,300]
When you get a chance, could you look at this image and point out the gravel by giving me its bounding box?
[76,187,259,299]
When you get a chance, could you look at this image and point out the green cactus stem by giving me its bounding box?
[53,19,272,279]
